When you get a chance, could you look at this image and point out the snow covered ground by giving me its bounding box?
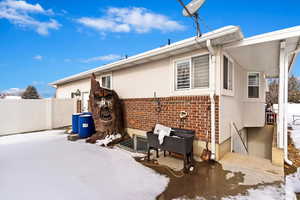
[0,130,168,200]
[287,124,300,200]
[222,185,285,200]
[291,125,300,149]
[286,168,300,200]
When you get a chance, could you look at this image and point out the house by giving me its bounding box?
[50,25,300,164]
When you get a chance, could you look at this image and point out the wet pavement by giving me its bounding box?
[136,158,282,200]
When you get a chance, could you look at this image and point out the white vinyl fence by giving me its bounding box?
[0,99,76,136]
[273,103,300,125]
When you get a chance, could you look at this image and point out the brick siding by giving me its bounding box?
[121,96,220,143]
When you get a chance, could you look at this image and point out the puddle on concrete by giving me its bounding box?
[136,158,282,200]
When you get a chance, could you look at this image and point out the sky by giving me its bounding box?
[1,0,300,98]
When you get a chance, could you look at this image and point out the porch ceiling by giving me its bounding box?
[224,26,300,78]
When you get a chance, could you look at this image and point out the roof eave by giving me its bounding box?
[50,25,242,86]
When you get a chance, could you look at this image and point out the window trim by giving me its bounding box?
[99,73,113,89]
[81,91,90,112]
[222,53,235,96]
[247,72,260,99]
[174,59,192,91]
[174,53,210,91]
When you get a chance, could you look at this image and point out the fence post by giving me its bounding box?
[45,98,53,129]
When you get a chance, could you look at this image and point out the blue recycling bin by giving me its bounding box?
[82,112,92,115]
[72,113,82,133]
[81,112,95,132]
[78,115,95,138]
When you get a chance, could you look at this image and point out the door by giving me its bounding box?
[82,92,89,112]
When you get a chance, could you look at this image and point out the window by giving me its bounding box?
[223,55,233,90]
[176,60,190,89]
[248,72,260,98]
[101,75,112,89]
[175,54,209,90]
[192,55,209,88]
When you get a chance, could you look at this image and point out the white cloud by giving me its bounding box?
[2,0,52,14]
[32,81,44,85]
[0,0,60,35]
[33,55,42,60]
[1,87,24,96]
[82,54,121,63]
[77,7,184,34]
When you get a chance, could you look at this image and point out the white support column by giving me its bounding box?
[278,40,293,165]
[284,49,292,164]
[277,41,286,149]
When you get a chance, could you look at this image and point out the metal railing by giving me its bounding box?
[231,122,248,154]
[265,111,277,125]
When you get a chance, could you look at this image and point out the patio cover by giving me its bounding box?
[225,26,300,165]
[224,26,300,78]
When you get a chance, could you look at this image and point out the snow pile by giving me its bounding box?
[290,129,300,149]
[290,125,300,149]
[222,185,285,200]
[95,133,122,146]
[0,130,168,200]
[287,104,300,125]
[286,169,300,200]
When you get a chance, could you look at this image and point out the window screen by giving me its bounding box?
[101,76,111,89]
[192,55,209,88]
[176,61,190,89]
[248,73,259,98]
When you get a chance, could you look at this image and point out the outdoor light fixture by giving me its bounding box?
[74,89,81,97]
[71,89,81,98]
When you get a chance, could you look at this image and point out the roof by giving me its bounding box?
[224,25,300,77]
[50,25,243,86]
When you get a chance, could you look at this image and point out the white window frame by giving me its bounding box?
[99,73,112,89]
[173,53,210,92]
[174,59,192,91]
[222,53,235,96]
[247,72,260,99]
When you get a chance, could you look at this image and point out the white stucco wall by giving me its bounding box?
[219,58,246,143]
[56,78,91,99]
[54,47,267,144]
[219,51,267,143]
[0,99,76,136]
[55,49,216,99]
[112,57,171,99]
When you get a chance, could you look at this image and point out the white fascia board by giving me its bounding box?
[224,25,300,49]
[50,26,242,86]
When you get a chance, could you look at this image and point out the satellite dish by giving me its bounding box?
[182,0,206,17]
[177,0,206,37]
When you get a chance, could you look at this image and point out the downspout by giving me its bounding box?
[283,39,300,166]
[207,39,216,160]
